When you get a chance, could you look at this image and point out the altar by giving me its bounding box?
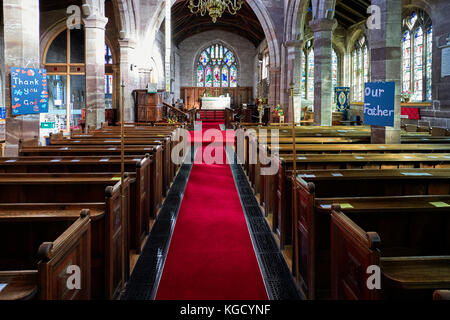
[201,96,231,110]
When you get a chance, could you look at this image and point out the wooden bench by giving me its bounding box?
[243,137,370,190]
[0,209,91,300]
[330,203,450,299]
[258,145,450,215]
[269,154,450,238]
[0,173,131,299]
[0,156,151,251]
[20,146,165,214]
[292,169,450,300]
[48,138,174,197]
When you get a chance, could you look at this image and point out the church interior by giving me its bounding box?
[0,0,450,303]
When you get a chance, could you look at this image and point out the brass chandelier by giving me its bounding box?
[188,0,244,23]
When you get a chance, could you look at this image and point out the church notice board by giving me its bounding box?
[10,67,48,116]
[363,82,395,127]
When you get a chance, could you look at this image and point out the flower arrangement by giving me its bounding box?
[168,116,178,124]
[272,104,284,117]
[401,90,413,102]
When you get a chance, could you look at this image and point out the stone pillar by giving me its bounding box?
[285,40,304,123]
[84,14,108,129]
[269,67,281,114]
[3,0,40,156]
[118,39,138,122]
[369,0,402,143]
[310,18,337,126]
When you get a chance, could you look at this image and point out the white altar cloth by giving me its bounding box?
[201,97,231,110]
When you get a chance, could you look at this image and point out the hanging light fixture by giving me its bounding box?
[189,0,244,23]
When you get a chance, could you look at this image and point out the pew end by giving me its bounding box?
[19,136,39,149]
[330,208,381,300]
[0,210,91,300]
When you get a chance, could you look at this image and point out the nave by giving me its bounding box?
[1,0,450,305]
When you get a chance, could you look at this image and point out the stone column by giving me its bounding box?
[84,14,108,129]
[118,39,138,122]
[310,18,337,126]
[269,67,281,116]
[285,40,304,123]
[369,0,402,143]
[3,0,40,156]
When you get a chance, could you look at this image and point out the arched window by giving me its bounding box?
[302,41,340,103]
[196,43,238,88]
[105,43,114,110]
[43,27,114,134]
[302,40,315,102]
[332,49,338,89]
[351,36,370,102]
[402,9,432,101]
[43,28,86,132]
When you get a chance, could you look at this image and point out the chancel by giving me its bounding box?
[0,0,449,306]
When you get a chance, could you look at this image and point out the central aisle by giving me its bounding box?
[156,125,268,300]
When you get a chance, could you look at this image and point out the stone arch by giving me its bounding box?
[403,0,435,18]
[145,0,281,70]
[112,0,137,39]
[40,18,68,65]
[40,18,118,65]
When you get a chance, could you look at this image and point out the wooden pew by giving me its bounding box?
[292,169,450,300]
[20,146,165,215]
[259,145,450,215]
[243,136,369,190]
[0,155,151,251]
[0,210,91,300]
[48,138,174,197]
[330,203,450,300]
[270,153,450,242]
[0,173,131,299]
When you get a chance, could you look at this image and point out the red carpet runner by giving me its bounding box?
[156,122,268,300]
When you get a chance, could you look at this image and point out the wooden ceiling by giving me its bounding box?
[40,0,83,12]
[172,0,265,47]
[335,0,371,28]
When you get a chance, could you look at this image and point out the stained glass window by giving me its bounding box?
[213,66,221,87]
[301,53,306,93]
[413,27,424,101]
[222,67,229,87]
[351,37,370,101]
[402,9,432,101]
[230,65,237,87]
[197,65,204,87]
[105,44,113,64]
[332,49,338,90]
[205,66,213,87]
[426,26,433,101]
[196,43,238,87]
[307,50,315,101]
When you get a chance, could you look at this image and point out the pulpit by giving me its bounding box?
[133,90,163,122]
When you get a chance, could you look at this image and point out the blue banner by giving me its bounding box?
[363,82,395,127]
[10,67,48,116]
[335,87,350,111]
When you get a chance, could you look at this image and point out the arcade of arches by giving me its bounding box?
[0,0,450,302]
